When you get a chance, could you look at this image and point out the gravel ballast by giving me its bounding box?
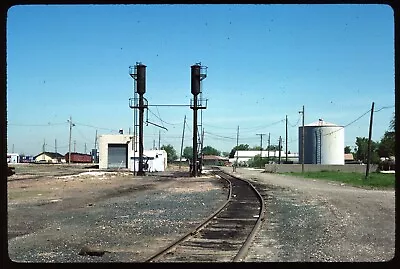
[220,167,395,262]
[8,169,228,263]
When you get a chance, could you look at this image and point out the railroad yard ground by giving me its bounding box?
[7,164,228,263]
[220,167,396,262]
[6,164,396,263]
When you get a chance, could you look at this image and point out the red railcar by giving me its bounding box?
[65,153,92,163]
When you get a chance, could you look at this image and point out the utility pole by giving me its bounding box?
[179,115,186,169]
[234,125,239,172]
[153,140,155,150]
[365,102,375,179]
[267,133,271,160]
[285,115,288,163]
[256,133,266,168]
[94,130,98,149]
[42,139,46,161]
[158,130,161,150]
[278,136,282,164]
[200,128,205,172]
[12,144,14,153]
[299,106,305,173]
[74,140,76,152]
[68,116,74,165]
[55,139,57,153]
[84,143,87,154]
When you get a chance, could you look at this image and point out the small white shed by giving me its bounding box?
[130,150,167,172]
[7,153,20,163]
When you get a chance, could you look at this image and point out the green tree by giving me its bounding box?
[182,146,193,160]
[378,131,395,158]
[389,112,395,131]
[344,146,352,154]
[161,144,177,163]
[247,154,269,168]
[229,144,250,158]
[266,145,281,151]
[355,137,380,164]
[222,151,230,157]
[202,145,220,156]
[251,146,262,151]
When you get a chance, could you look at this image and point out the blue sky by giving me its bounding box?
[6,4,394,156]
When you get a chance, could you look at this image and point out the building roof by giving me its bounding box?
[34,152,65,159]
[202,155,228,161]
[304,119,341,127]
[235,150,299,158]
[344,153,354,161]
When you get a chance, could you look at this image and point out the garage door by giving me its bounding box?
[108,144,128,168]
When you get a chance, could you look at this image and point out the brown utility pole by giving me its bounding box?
[278,136,282,164]
[256,133,266,168]
[299,105,305,173]
[285,115,288,163]
[179,115,186,169]
[365,102,375,179]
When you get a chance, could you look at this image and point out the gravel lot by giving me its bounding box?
[7,164,228,263]
[7,164,395,263]
[220,167,395,262]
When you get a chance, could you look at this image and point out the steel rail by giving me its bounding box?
[231,172,266,261]
[144,174,233,262]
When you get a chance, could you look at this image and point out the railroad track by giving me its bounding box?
[145,167,265,262]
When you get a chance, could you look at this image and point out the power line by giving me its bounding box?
[147,108,181,126]
[374,105,394,112]
[204,131,236,140]
[8,122,68,126]
[288,115,301,127]
[324,108,372,136]
[73,122,119,132]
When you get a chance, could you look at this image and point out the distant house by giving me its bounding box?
[34,152,65,163]
[344,153,354,163]
[7,153,20,163]
[229,150,299,165]
[202,155,229,166]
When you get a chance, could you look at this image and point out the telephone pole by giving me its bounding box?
[299,106,305,173]
[84,143,87,154]
[179,115,186,169]
[158,130,161,150]
[94,130,98,149]
[153,140,155,150]
[12,144,14,153]
[234,125,239,172]
[365,102,375,179]
[285,115,288,163]
[74,140,76,152]
[256,133,266,168]
[68,116,74,164]
[55,139,57,153]
[267,133,271,160]
[278,136,282,164]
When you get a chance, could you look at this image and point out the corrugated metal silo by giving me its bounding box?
[299,119,344,165]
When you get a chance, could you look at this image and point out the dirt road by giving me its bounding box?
[221,167,395,262]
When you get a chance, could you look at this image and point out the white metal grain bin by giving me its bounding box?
[299,119,344,165]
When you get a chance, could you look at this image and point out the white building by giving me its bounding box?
[98,134,137,169]
[130,150,167,172]
[229,150,299,165]
[7,153,20,163]
[34,152,65,163]
[98,134,167,172]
